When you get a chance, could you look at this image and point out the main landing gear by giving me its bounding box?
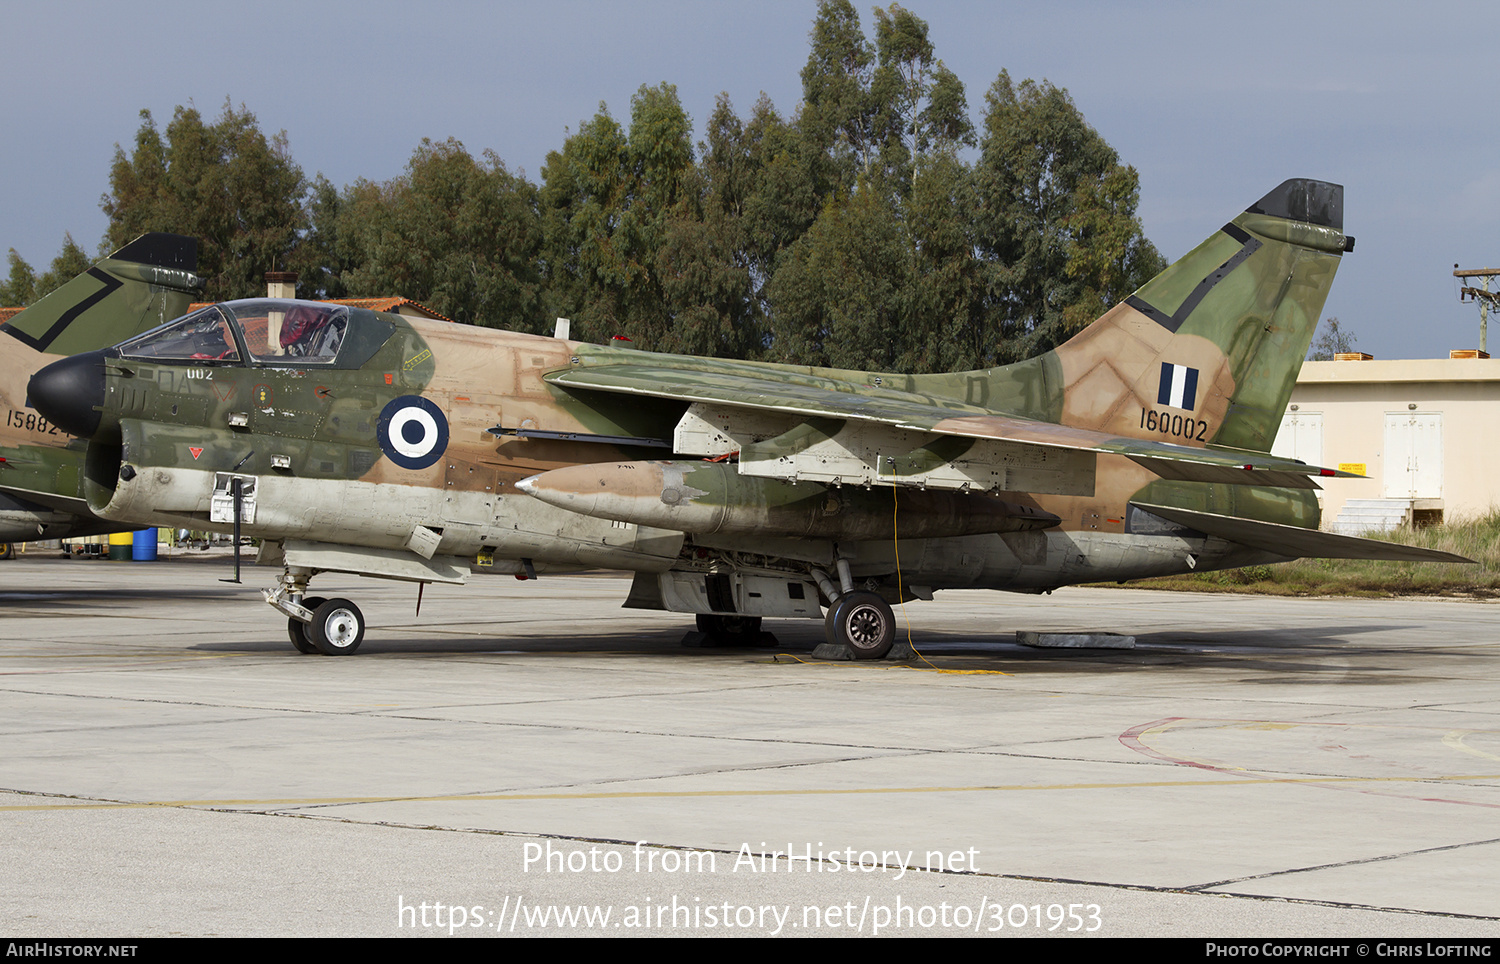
[825,591,895,660]
[811,559,899,660]
[266,569,367,656]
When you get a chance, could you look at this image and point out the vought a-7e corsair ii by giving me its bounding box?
[28,179,1468,657]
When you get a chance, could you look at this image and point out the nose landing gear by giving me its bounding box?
[266,568,366,656]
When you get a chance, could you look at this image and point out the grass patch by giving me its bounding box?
[1121,510,1500,597]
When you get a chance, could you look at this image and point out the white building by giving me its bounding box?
[1275,354,1499,532]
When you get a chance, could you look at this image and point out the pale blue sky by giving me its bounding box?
[5,0,1497,360]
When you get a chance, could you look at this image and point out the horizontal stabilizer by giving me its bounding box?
[1134,504,1473,563]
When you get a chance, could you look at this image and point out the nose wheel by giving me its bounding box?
[307,598,366,655]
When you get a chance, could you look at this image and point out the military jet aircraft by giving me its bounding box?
[28,179,1467,656]
[0,234,200,542]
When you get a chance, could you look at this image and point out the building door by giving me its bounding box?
[1383,412,1442,499]
[1273,411,1323,466]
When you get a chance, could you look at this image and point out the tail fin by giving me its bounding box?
[1045,179,1350,453]
[1,233,201,357]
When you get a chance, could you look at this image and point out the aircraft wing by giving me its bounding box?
[547,363,1358,490]
[1135,504,1473,563]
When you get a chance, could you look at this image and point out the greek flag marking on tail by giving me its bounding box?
[1157,362,1199,411]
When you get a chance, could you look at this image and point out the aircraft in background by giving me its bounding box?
[0,234,200,542]
[28,180,1469,656]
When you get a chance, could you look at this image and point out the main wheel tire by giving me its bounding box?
[827,591,895,660]
[309,597,365,656]
[0,543,14,560]
[287,596,326,654]
[695,613,763,644]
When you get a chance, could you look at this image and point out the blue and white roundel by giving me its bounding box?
[377,395,449,470]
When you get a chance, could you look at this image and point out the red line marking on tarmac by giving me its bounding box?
[1119,717,1500,810]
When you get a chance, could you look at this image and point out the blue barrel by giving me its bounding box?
[131,528,158,561]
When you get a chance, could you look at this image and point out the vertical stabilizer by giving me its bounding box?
[1046,179,1351,453]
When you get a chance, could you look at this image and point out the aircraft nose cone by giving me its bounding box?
[28,350,107,438]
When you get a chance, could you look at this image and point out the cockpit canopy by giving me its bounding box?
[116,299,390,369]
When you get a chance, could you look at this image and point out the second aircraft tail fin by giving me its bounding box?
[2,233,201,358]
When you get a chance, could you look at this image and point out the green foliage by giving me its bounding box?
[705,93,820,345]
[765,3,973,370]
[1309,317,1356,360]
[101,101,308,302]
[329,139,542,329]
[868,3,934,192]
[290,174,357,301]
[907,151,983,371]
[800,0,876,194]
[540,84,713,350]
[34,234,92,299]
[917,63,976,155]
[973,72,1164,364]
[758,3,1161,372]
[767,183,909,368]
[1207,564,1276,586]
[1,235,93,306]
[1,249,37,307]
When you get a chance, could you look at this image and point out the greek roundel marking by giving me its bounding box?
[376,395,449,470]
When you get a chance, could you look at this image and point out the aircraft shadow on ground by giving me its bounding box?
[0,587,252,607]
[181,621,1457,680]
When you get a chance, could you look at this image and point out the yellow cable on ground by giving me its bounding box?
[893,485,1010,676]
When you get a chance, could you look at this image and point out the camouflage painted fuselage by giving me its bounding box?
[39,181,1391,618]
[89,315,692,574]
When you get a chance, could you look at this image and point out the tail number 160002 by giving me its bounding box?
[1140,408,1208,441]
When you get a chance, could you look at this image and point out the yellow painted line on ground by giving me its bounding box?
[1444,730,1500,762]
[8,771,1500,811]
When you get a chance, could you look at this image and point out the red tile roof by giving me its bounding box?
[186,297,459,324]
